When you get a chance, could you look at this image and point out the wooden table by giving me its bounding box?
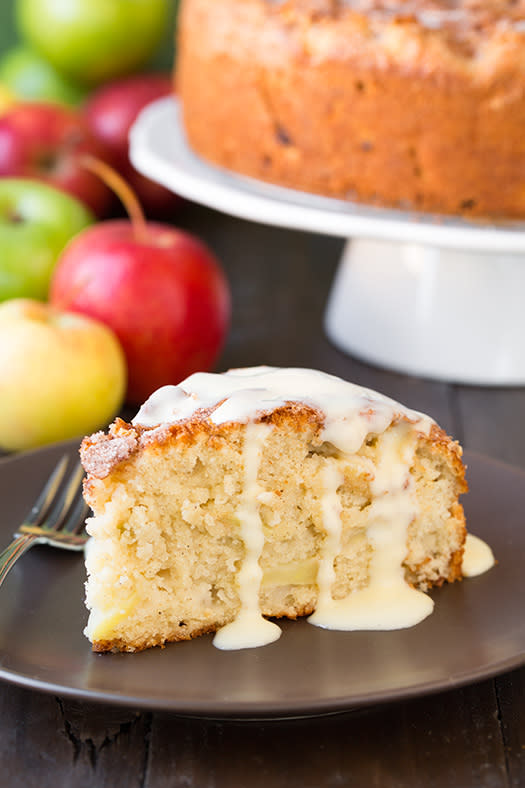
[1,202,524,786]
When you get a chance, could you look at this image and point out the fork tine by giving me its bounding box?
[63,491,90,536]
[44,463,85,533]
[1,457,88,587]
[23,455,69,527]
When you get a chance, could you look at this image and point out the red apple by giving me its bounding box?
[84,74,180,217]
[49,220,231,404]
[0,103,113,217]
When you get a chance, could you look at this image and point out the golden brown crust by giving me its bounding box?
[81,406,466,492]
[92,603,318,653]
[81,403,325,480]
[80,420,138,479]
[426,423,468,494]
[91,621,219,653]
[177,0,525,218]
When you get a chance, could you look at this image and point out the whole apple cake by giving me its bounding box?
[176,0,525,218]
[80,366,478,653]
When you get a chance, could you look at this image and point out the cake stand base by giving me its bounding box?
[325,239,525,385]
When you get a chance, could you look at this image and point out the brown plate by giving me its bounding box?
[0,440,523,719]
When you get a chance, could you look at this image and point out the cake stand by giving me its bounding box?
[129,97,525,385]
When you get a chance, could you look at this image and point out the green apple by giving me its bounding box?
[0,299,127,451]
[0,179,94,302]
[0,47,88,106]
[16,0,171,87]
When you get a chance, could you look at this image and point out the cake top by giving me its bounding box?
[268,0,525,31]
[200,0,525,68]
[133,366,433,454]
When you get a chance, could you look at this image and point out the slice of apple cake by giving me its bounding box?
[80,366,476,653]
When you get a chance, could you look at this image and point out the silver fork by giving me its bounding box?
[0,456,89,588]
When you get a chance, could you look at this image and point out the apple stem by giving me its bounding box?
[79,154,148,243]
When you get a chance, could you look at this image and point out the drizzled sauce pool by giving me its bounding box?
[133,367,494,650]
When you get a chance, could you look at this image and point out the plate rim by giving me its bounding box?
[1,648,523,720]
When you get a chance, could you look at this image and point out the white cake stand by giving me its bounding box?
[130,97,525,385]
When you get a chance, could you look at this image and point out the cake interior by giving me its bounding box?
[84,408,466,652]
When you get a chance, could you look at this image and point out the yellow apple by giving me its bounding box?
[0,83,15,115]
[0,299,127,451]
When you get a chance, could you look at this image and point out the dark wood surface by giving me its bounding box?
[1,202,524,786]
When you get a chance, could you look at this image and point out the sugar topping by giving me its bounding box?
[269,0,525,32]
[133,366,434,453]
[462,533,495,577]
[213,422,282,650]
[261,0,525,64]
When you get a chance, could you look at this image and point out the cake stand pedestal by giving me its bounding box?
[130,97,525,386]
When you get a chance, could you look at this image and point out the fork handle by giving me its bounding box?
[0,534,39,588]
